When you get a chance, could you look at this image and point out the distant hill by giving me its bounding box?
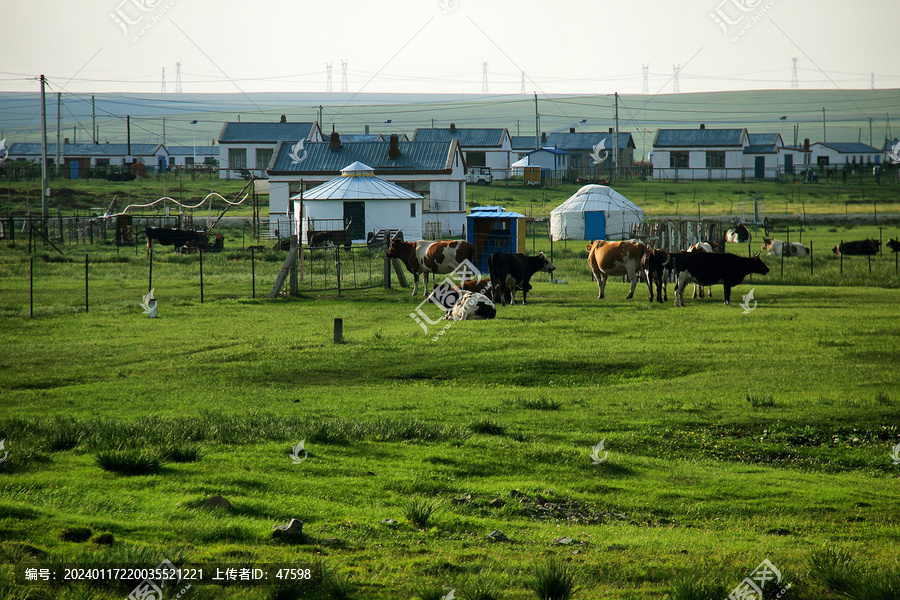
[1,89,896,160]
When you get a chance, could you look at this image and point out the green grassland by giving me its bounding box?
[1,223,900,599]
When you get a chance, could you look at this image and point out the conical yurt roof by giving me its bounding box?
[550,184,643,241]
[292,162,423,201]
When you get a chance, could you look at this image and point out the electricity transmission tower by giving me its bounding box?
[326,63,333,92]
[175,62,183,93]
[673,65,680,93]
[341,60,348,93]
[642,64,649,95]
[482,62,489,94]
[161,67,166,95]
[790,58,799,89]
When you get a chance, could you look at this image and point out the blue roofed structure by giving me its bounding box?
[543,131,636,170]
[651,126,750,180]
[218,121,323,180]
[412,125,512,179]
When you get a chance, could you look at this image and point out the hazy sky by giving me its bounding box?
[1,0,898,95]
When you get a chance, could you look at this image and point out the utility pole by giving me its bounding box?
[822,107,826,143]
[614,92,620,180]
[869,116,873,146]
[91,95,96,143]
[127,115,131,158]
[56,92,62,177]
[162,116,166,145]
[318,105,323,131]
[40,74,49,238]
[533,92,540,150]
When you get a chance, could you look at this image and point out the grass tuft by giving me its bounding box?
[809,546,857,595]
[94,449,161,475]
[467,418,506,436]
[516,396,562,411]
[663,574,728,600]
[746,392,776,408]
[402,498,439,528]
[59,527,92,543]
[160,443,202,463]
[525,557,578,600]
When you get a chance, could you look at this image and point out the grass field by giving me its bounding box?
[1,217,900,599]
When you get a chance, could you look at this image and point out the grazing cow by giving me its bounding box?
[887,238,900,253]
[445,292,496,321]
[762,238,809,257]
[386,239,476,296]
[687,243,714,299]
[725,223,752,243]
[487,251,555,305]
[177,233,224,254]
[146,227,207,251]
[641,248,671,303]
[672,252,769,307]
[308,230,352,249]
[832,239,880,256]
[586,240,648,300]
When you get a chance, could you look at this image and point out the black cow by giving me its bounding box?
[672,251,769,307]
[308,230,351,249]
[146,227,207,250]
[641,248,671,303]
[832,239,880,255]
[887,238,900,253]
[487,251,555,306]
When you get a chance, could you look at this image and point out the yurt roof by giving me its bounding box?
[551,184,641,213]
[292,162,423,201]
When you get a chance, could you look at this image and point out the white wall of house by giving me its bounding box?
[294,199,423,243]
[810,145,881,167]
[652,148,745,180]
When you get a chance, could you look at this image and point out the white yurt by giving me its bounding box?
[549,185,644,241]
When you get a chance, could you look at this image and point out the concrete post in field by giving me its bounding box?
[333,318,343,343]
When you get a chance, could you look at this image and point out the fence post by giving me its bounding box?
[251,246,256,298]
[840,240,843,275]
[809,241,813,277]
[200,248,204,303]
[84,254,89,313]
[336,248,342,297]
[149,243,154,292]
[383,235,391,289]
[30,257,34,318]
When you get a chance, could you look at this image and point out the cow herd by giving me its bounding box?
[386,230,898,322]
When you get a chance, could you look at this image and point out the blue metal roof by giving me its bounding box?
[544,131,635,151]
[744,145,779,154]
[412,127,508,148]
[816,142,881,153]
[747,133,781,146]
[654,128,746,148]
[528,147,568,155]
[219,122,317,143]
[8,142,164,156]
[467,205,524,219]
[269,140,457,174]
[166,145,219,156]
[511,135,538,150]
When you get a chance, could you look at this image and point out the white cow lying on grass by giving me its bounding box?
[762,238,810,257]
[445,291,496,321]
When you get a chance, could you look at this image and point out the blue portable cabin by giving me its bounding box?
[466,206,526,274]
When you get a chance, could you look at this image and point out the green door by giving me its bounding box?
[343,202,366,240]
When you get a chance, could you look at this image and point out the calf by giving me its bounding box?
[308,230,352,249]
[641,248,670,303]
[487,251,555,305]
[832,239,880,256]
[887,238,900,253]
[445,292,496,321]
[428,279,525,309]
[762,238,809,257]
[386,239,476,296]
[586,240,648,300]
[672,251,769,307]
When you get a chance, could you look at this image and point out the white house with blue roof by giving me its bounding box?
[810,141,882,168]
[412,125,512,179]
[6,142,168,177]
[266,132,467,239]
[218,121,323,179]
[652,125,749,180]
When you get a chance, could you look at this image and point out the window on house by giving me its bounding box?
[669,151,689,168]
[256,148,273,169]
[705,151,725,168]
[466,151,486,167]
[228,148,247,169]
[410,203,417,218]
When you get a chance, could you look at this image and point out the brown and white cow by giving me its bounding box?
[586,240,647,300]
[386,239,476,296]
[762,238,809,257]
